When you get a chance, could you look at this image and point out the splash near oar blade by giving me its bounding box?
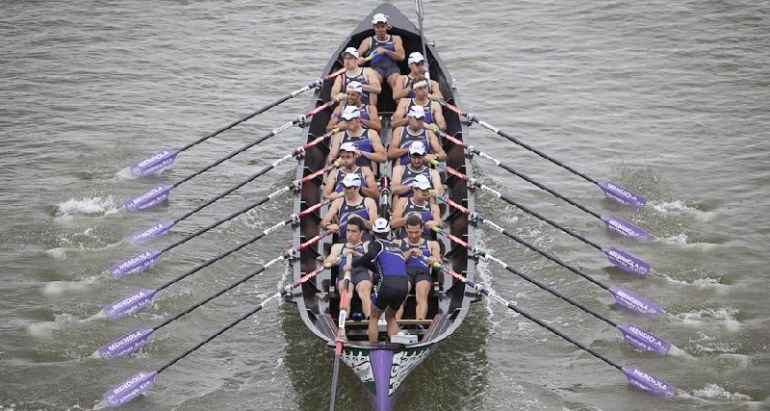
[602,215,651,240]
[126,220,175,244]
[103,371,157,406]
[622,367,677,397]
[610,287,662,315]
[109,250,161,278]
[617,324,671,356]
[603,247,650,276]
[103,289,157,320]
[124,185,173,212]
[130,150,179,177]
[599,182,646,208]
[97,328,154,359]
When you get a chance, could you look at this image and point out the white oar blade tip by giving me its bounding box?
[610,288,663,315]
[126,221,175,245]
[130,150,178,177]
[97,328,154,360]
[103,289,157,319]
[124,185,173,212]
[103,371,157,406]
[109,250,161,278]
[618,324,672,356]
[622,366,676,397]
[602,215,652,240]
[600,182,646,208]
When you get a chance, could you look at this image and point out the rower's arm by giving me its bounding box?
[427,129,447,162]
[356,38,371,65]
[330,76,343,102]
[390,166,411,196]
[432,101,447,131]
[326,105,343,131]
[390,198,408,229]
[361,168,380,199]
[322,168,340,200]
[429,80,444,101]
[392,75,411,100]
[391,99,409,129]
[363,131,387,164]
[429,168,444,197]
[425,203,441,229]
[364,68,382,95]
[350,240,382,271]
[387,127,405,160]
[364,198,378,229]
[388,36,406,62]
[359,105,381,131]
[320,199,342,229]
[326,132,343,165]
[324,243,342,267]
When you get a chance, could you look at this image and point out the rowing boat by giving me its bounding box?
[288,3,475,410]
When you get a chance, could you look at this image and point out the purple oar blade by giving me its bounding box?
[130,150,178,177]
[603,247,651,276]
[599,182,646,208]
[103,371,157,406]
[622,367,676,397]
[109,250,161,278]
[610,287,663,315]
[97,328,154,359]
[602,215,651,240]
[103,289,157,319]
[124,185,173,212]
[617,324,672,355]
[126,220,175,245]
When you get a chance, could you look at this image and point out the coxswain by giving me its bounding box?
[392,79,446,131]
[327,80,381,132]
[392,52,442,101]
[320,173,378,237]
[391,174,441,235]
[330,47,381,106]
[356,13,406,94]
[324,216,373,319]
[323,142,379,200]
[388,105,445,165]
[390,141,443,202]
[395,214,441,321]
[327,106,387,172]
[344,218,409,342]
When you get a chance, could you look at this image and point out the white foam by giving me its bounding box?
[675,307,742,331]
[42,276,98,296]
[692,383,752,401]
[651,200,717,222]
[115,166,138,180]
[657,233,718,251]
[45,247,68,259]
[56,196,121,217]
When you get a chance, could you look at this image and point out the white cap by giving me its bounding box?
[371,13,388,25]
[406,105,425,119]
[408,52,424,65]
[339,142,357,153]
[412,79,429,90]
[341,47,359,59]
[408,141,427,155]
[411,174,432,190]
[346,81,363,94]
[372,217,390,233]
[341,173,362,188]
[341,106,361,120]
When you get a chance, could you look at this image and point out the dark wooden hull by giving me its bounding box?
[287,3,476,410]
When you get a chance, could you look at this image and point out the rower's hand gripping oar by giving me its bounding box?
[329,271,351,411]
[126,65,351,177]
[102,199,332,320]
[101,266,326,407]
[97,231,332,360]
[430,228,669,350]
[430,161,651,276]
[430,260,676,397]
[427,133,651,240]
[124,101,335,212]
[436,103,647,208]
[109,164,336,278]
[126,129,338,244]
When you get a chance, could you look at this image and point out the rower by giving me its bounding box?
[392,79,446,131]
[327,80,381,132]
[388,105,446,165]
[330,47,381,107]
[327,106,387,172]
[392,51,442,101]
[344,217,409,342]
[323,142,378,200]
[324,216,373,320]
[395,214,440,321]
[357,13,406,94]
[391,174,441,237]
[320,173,378,237]
[390,141,443,202]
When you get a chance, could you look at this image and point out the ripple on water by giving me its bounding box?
[54,196,121,218]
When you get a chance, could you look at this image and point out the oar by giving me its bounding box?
[432,163,651,276]
[431,260,676,397]
[329,271,351,411]
[97,232,331,360]
[437,104,647,208]
[427,135,650,240]
[126,65,354,177]
[124,101,335,212]
[103,199,332,320]
[126,129,337,244]
[109,164,334,278]
[433,222,666,331]
[101,266,325,406]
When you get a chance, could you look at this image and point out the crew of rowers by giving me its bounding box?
[319,13,450,343]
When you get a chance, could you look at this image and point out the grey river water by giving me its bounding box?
[1,0,769,410]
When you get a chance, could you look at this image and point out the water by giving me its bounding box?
[1,0,768,409]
